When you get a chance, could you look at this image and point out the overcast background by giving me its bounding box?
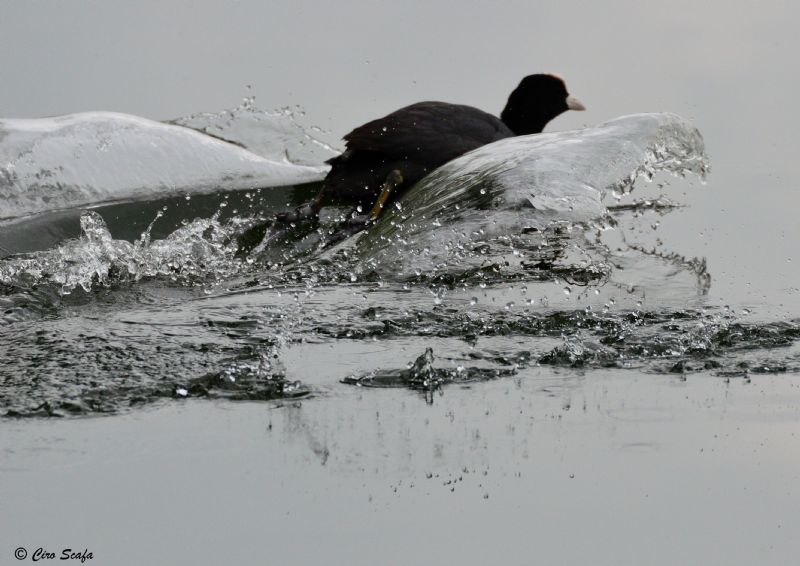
[0,1,791,143]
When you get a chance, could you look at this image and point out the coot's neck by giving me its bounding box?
[499,104,550,136]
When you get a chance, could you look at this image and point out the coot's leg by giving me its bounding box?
[274,188,326,224]
[235,188,325,256]
[367,169,404,222]
[320,170,405,248]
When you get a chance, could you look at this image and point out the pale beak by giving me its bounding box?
[566,95,586,111]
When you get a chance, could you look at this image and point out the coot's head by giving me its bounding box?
[500,74,585,136]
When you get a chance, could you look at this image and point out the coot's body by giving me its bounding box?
[324,102,514,207]
[257,73,585,247]
[321,74,585,210]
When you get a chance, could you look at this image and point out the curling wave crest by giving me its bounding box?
[357,113,707,277]
[0,108,328,220]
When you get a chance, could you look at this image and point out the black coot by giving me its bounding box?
[321,73,585,215]
[260,73,585,248]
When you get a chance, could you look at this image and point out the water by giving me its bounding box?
[1,109,797,417]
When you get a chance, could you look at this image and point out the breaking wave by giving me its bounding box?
[357,113,708,277]
[0,102,329,220]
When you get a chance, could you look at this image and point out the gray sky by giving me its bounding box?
[1,0,793,146]
[2,0,797,201]
[2,0,796,221]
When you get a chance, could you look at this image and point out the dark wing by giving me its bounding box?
[341,101,513,165]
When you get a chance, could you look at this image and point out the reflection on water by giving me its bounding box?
[4,371,800,564]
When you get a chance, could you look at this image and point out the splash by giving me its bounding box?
[339,311,800,402]
[356,113,708,279]
[0,113,709,298]
[0,210,242,294]
[170,96,338,166]
[4,111,760,418]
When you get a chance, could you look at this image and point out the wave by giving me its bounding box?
[0,109,329,220]
[357,113,708,277]
[0,113,708,299]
